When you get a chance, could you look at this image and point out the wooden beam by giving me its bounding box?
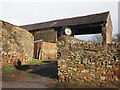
[77,22,104,29]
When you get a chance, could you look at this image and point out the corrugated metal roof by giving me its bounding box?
[20,11,109,31]
[34,39,43,43]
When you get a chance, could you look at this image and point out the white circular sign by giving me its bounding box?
[65,28,72,35]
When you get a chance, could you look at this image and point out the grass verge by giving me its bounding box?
[28,59,50,65]
[28,59,57,65]
[0,66,15,72]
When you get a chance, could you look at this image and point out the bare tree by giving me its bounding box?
[113,33,120,40]
[88,34,102,43]
[112,33,120,42]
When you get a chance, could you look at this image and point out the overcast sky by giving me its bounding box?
[0,0,119,41]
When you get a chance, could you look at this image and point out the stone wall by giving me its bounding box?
[0,29,2,68]
[0,20,34,67]
[58,35,120,84]
[40,42,57,60]
[30,29,57,43]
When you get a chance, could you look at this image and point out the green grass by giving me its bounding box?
[28,58,58,65]
[0,66,15,72]
[28,59,50,65]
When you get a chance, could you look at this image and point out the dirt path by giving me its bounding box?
[2,61,57,88]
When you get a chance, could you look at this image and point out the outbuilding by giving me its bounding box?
[20,11,112,44]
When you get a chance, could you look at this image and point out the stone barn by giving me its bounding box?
[20,11,112,44]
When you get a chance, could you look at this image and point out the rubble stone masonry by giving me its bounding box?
[58,35,120,83]
[0,20,34,67]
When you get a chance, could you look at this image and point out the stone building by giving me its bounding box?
[20,11,112,44]
[34,40,57,60]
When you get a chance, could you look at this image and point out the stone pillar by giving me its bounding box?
[102,24,112,44]
[102,12,112,44]
[105,12,112,44]
[102,26,106,44]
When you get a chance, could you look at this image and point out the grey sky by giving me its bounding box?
[0,1,118,41]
